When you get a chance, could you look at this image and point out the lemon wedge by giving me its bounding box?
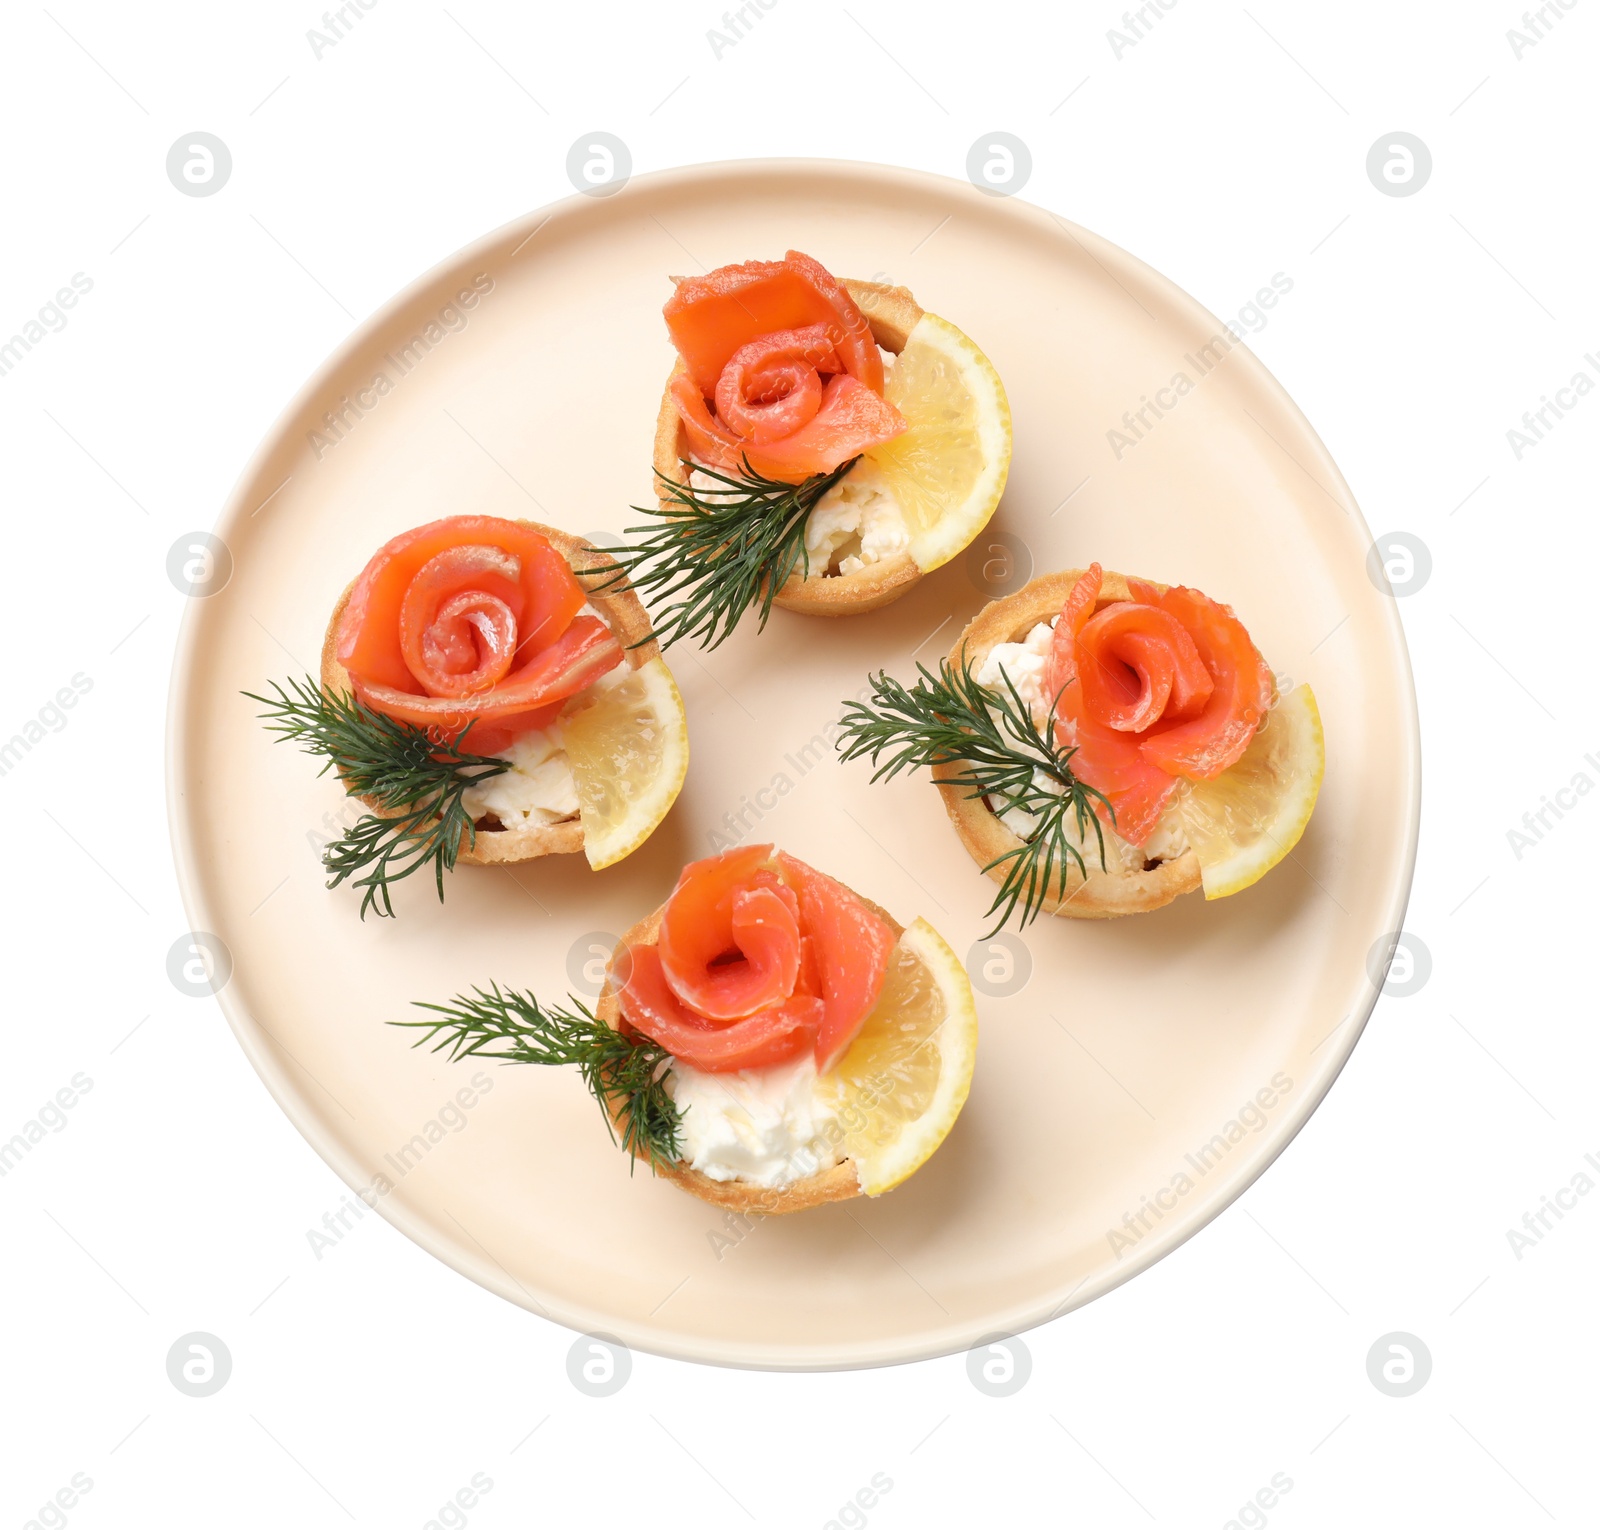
[865,313,1012,573]
[1170,684,1325,899]
[561,657,688,870]
[816,917,978,1196]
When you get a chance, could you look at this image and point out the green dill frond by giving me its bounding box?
[245,676,511,919]
[836,657,1112,932]
[583,455,859,650]
[397,984,682,1171]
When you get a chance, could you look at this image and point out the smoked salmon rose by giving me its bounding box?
[663,250,907,482]
[334,515,622,754]
[617,845,895,1073]
[1048,564,1275,845]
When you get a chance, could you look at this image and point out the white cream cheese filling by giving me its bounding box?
[460,725,578,829]
[689,458,909,581]
[802,458,909,578]
[973,619,1055,717]
[458,631,629,831]
[668,1054,842,1189]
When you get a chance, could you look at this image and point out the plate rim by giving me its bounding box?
[165,156,1421,1371]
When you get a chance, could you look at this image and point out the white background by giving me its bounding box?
[2,2,1596,1525]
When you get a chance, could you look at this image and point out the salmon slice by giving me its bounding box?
[1056,703,1181,849]
[338,517,585,692]
[665,250,883,396]
[1045,560,1102,715]
[664,251,905,483]
[713,324,843,444]
[1075,602,1212,732]
[778,852,895,1070]
[670,370,745,465]
[739,375,905,482]
[352,616,619,745]
[1043,564,1273,846]
[336,515,619,750]
[658,846,802,1021]
[1048,565,1181,847]
[619,945,817,1074]
[672,370,903,482]
[1134,586,1275,780]
[397,545,524,699]
[618,846,894,1075]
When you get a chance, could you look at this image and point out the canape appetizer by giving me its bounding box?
[403,846,978,1211]
[249,516,687,916]
[838,564,1325,923]
[594,250,1012,647]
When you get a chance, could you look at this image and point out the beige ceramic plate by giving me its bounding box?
[167,160,1418,1370]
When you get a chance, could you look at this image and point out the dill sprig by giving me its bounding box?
[585,455,860,650]
[245,676,511,920]
[836,658,1113,932]
[396,984,682,1171]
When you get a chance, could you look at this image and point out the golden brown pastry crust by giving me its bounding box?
[651,277,925,618]
[936,569,1204,920]
[319,522,659,866]
[595,895,907,1213]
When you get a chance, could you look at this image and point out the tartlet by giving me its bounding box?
[938,569,1204,918]
[320,519,670,867]
[653,278,927,617]
[594,895,904,1213]
[408,845,979,1215]
[839,562,1324,923]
